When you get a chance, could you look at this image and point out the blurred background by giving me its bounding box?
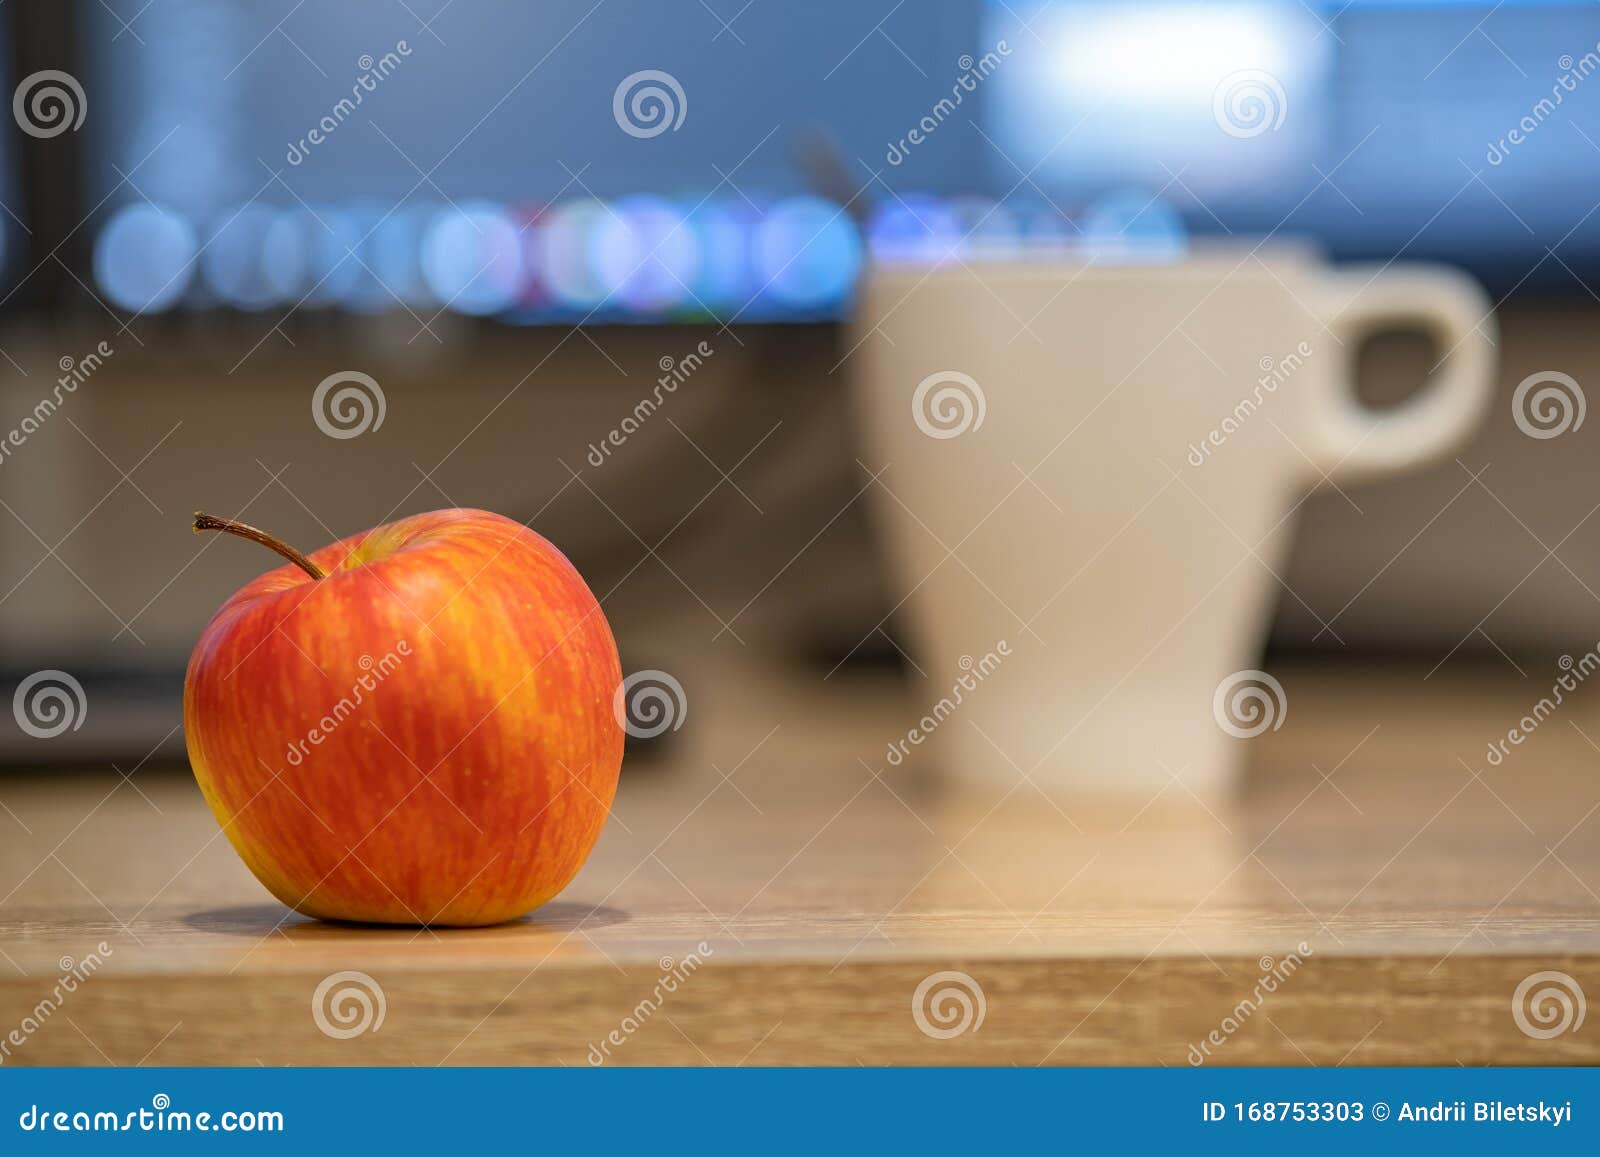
[2,0,1600,765]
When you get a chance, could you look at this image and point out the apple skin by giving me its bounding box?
[183,508,623,926]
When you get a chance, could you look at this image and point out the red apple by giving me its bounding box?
[183,508,623,926]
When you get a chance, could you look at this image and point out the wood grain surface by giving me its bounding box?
[0,660,1596,1066]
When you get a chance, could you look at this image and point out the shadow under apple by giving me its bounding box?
[182,900,630,938]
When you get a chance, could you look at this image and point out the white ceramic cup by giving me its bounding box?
[851,247,1496,797]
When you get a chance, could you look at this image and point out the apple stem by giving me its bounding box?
[193,512,327,580]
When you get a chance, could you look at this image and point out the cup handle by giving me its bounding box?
[1306,264,1497,485]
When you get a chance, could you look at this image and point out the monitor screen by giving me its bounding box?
[67,0,1600,324]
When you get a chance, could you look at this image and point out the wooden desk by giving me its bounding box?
[1,663,1596,1065]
